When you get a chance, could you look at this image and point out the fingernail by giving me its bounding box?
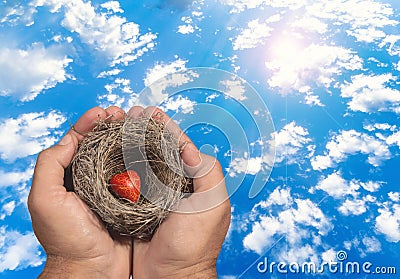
[59,134,72,146]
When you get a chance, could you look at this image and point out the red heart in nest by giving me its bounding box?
[110,170,140,203]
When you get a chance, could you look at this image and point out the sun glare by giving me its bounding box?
[269,34,305,61]
[265,32,309,90]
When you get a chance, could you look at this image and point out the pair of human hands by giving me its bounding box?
[28,106,231,278]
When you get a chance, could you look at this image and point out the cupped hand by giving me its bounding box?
[28,106,132,278]
[129,107,231,279]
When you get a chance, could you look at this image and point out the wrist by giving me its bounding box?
[167,266,217,279]
[39,255,112,279]
[135,260,218,279]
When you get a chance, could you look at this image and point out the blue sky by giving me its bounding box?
[1,0,400,278]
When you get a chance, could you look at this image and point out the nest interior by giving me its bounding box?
[71,117,193,240]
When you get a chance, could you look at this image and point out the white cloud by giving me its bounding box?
[338,195,376,216]
[177,11,203,35]
[224,0,398,44]
[232,19,273,50]
[178,24,195,34]
[0,167,33,214]
[111,78,133,94]
[0,228,43,272]
[313,172,359,199]
[363,122,396,132]
[222,0,303,13]
[227,135,275,178]
[388,192,400,203]
[304,92,324,107]
[222,0,397,103]
[144,59,188,87]
[386,131,400,148]
[205,93,219,103]
[97,93,126,109]
[367,57,388,68]
[0,111,66,162]
[341,73,400,114]
[243,187,332,258]
[344,235,382,258]
[343,240,353,251]
[272,122,313,164]
[375,203,400,243]
[306,0,398,43]
[219,76,247,100]
[255,187,292,208]
[312,172,382,200]
[281,244,318,264]
[160,95,196,114]
[361,124,400,150]
[0,201,16,220]
[313,172,381,217]
[346,27,386,43]
[321,248,336,262]
[266,43,363,94]
[138,60,202,107]
[0,167,34,188]
[228,155,263,176]
[395,61,400,71]
[220,0,265,13]
[311,130,391,170]
[34,0,156,66]
[97,68,122,78]
[0,43,72,101]
[97,78,135,109]
[292,16,328,34]
[362,236,381,254]
[0,3,36,26]
[100,1,123,13]
[360,181,382,192]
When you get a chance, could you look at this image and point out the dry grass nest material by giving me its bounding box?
[71,117,193,240]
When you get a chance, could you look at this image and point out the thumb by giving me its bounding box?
[56,133,78,167]
[30,133,78,200]
[180,142,211,178]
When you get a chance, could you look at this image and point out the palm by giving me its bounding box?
[130,107,231,278]
[133,167,230,278]
[29,106,132,277]
[32,188,130,262]
[135,204,229,264]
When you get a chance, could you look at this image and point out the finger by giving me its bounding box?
[142,107,192,147]
[141,107,202,167]
[127,106,144,118]
[30,107,107,202]
[142,107,221,192]
[28,134,77,212]
[105,106,126,121]
[71,107,107,141]
[65,106,124,192]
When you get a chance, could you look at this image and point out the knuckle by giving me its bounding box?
[221,201,231,222]
[106,105,119,110]
[34,148,55,170]
[143,106,159,116]
[213,159,222,172]
[208,155,222,172]
[27,190,38,214]
[199,153,223,174]
[36,148,53,161]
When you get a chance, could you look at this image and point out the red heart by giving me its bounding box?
[110,170,140,203]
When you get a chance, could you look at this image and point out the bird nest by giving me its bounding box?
[69,117,193,240]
